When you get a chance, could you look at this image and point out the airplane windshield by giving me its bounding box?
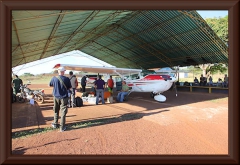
[141,70,156,77]
[123,70,156,80]
[123,74,139,80]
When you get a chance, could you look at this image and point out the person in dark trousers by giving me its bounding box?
[12,74,23,94]
[94,75,105,105]
[203,76,207,86]
[68,71,78,108]
[11,77,15,103]
[223,74,228,88]
[81,75,88,92]
[199,74,204,86]
[49,67,72,132]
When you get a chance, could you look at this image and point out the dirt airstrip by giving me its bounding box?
[12,84,228,155]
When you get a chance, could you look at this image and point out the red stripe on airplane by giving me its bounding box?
[127,83,148,86]
[53,63,61,69]
[142,74,170,80]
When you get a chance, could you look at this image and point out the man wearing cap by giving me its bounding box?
[49,66,72,132]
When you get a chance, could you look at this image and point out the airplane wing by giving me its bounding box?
[53,64,142,76]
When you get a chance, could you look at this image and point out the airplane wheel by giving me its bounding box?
[150,92,155,98]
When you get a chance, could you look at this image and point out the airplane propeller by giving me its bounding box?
[171,66,179,97]
[172,81,178,97]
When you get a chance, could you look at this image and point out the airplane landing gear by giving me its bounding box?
[150,92,157,98]
[154,94,166,102]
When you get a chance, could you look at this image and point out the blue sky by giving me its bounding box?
[12,10,228,76]
[197,10,228,18]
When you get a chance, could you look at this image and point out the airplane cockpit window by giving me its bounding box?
[131,74,139,79]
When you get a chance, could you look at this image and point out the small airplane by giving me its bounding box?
[53,64,178,102]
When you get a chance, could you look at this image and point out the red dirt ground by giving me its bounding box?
[12,84,228,155]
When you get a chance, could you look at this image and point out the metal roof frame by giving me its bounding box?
[12,10,228,69]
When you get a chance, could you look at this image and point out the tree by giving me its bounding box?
[197,16,228,77]
[205,16,228,45]
[205,63,227,76]
[197,63,227,77]
[23,73,34,76]
[52,70,58,74]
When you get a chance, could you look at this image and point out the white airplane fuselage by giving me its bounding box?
[125,74,177,102]
[126,74,176,93]
[126,79,174,93]
[52,63,177,102]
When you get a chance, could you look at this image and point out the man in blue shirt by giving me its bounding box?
[94,75,105,105]
[49,66,71,132]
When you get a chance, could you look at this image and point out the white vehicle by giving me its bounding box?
[53,64,178,102]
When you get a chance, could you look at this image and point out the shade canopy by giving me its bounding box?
[12,10,228,69]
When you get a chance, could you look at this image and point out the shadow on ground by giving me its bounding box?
[12,109,169,139]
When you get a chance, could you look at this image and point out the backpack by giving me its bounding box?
[74,96,83,107]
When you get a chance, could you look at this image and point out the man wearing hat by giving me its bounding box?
[49,66,72,132]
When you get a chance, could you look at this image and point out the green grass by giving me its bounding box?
[12,127,54,139]
[21,75,54,84]
[209,97,228,103]
[12,121,104,139]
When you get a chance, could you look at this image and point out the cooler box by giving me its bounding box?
[88,97,96,104]
[104,91,111,99]
[82,97,88,102]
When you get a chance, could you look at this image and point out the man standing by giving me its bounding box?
[117,81,129,102]
[81,75,88,92]
[199,74,204,86]
[68,71,78,108]
[49,67,71,132]
[12,75,23,94]
[208,76,213,86]
[223,74,228,87]
[94,75,105,105]
[107,75,114,95]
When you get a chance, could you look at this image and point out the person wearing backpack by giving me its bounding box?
[68,71,78,108]
[49,67,71,132]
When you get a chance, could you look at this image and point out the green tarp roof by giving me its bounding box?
[12,10,228,69]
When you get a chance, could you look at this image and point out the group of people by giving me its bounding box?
[92,75,129,104]
[48,67,129,132]
[193,74,228,87]
[217,74,228,87]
